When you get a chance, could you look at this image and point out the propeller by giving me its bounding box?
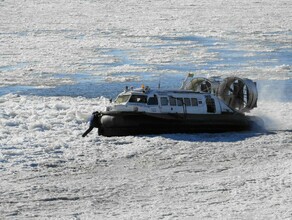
[218,77,258,112]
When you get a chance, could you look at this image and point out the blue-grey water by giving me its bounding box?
[0,35,291,100]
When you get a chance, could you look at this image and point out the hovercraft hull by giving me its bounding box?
[88,111,259,137]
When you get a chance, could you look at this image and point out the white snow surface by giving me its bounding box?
[0,0,291,85]
[0,94,291,219]
[0,0,292,219]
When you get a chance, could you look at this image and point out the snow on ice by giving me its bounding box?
[0,0,292,219]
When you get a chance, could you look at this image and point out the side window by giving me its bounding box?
[191,98,198,106]
[147,96,158,105]
[129,95,147,103]
[184,98,191,106]
[160,97,168,106]
[177,98,183,106]
[169,97,176,106]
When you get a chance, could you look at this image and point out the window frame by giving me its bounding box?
[169,97,176,106]
[191,98,198,106]
[184,98,191,106]
[128,95,148,103]
[115,95,131,104]
[147,96,158,105]
[160,97,169,106]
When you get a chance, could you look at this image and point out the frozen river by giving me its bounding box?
[0,0,292,219]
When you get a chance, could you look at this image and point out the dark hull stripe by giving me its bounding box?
[92,112,258,137]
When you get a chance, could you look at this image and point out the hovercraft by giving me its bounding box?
[82,74,263,137]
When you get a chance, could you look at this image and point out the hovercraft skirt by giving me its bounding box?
[93,112,254,137]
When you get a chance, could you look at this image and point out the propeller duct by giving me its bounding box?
[217,77,258,112]
[181,75,258,112]
[182,77,221,94]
